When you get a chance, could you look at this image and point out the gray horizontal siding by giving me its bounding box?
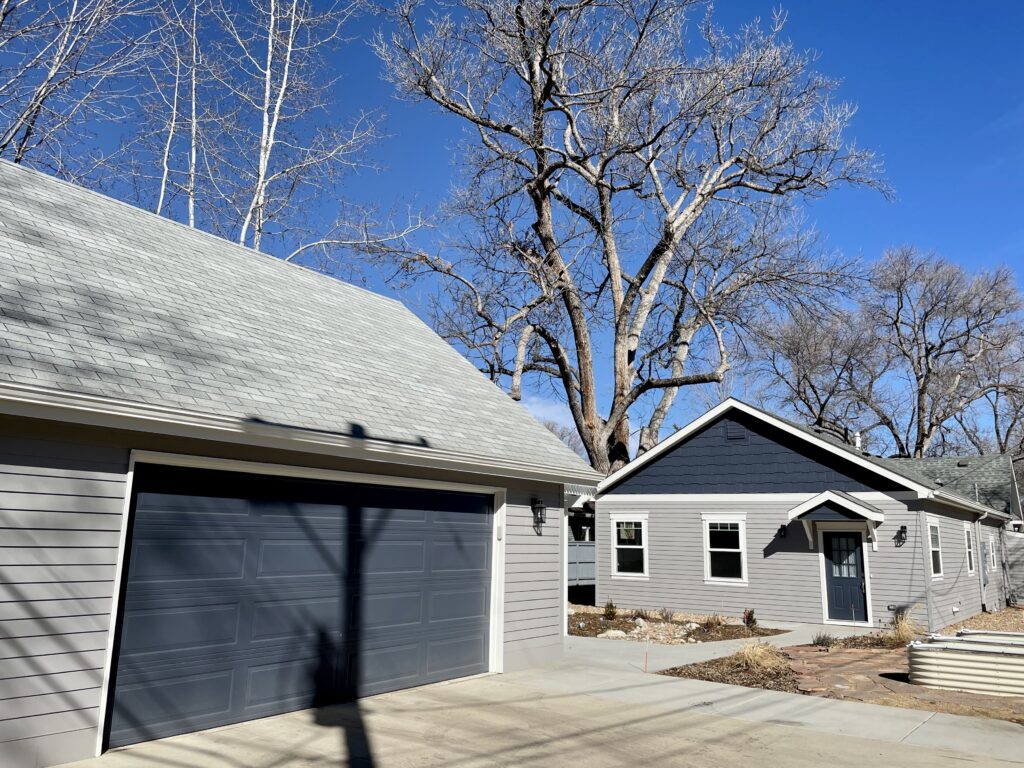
[922,509,984,630]
[0,432,127,768]
[502,489,564,670]
[606,412,901,495]
[597,495,929,629]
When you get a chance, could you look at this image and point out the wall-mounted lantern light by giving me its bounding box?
[777,524,787,538]
[531,498,547,526]
[896,525,908,546]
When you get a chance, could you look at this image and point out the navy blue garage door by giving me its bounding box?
[107,464,492,748]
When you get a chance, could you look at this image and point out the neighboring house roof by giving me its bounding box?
[597,398,1011,518]
[0,161,599,484]
[886,454,1017,518]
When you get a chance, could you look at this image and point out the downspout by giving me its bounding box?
[917,509,935,632]
[975,509,989,612]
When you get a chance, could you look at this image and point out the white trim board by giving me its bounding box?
[94,448,510,756]
[600,492,913,504]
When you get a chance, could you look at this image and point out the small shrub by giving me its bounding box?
[738,641,788,672]
[890,606,925,645]
[658,606,675,623]
[702,613,726,630]
[603,600,618,620]
[811,632,837,647]
[631,607,653,621]
[742,608,757,629]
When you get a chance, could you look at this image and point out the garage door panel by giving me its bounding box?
[251,499,349,522]
[426,633,487,676]
[431,539,490,572]
[430,587,488,622]
[114,668,235,728]
[251,596,343,641]
[361,539,426,574]
[360,590,423,631]
[109,464,492,748]
[255,539,345,577]
[135,491,250,516]
[119,604,240,655]
[129,539,247,582]
[245,654,327,709]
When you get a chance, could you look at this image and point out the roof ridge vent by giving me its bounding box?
[957,459,969,467]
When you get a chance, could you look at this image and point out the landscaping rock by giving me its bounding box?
[634,617,646,626]
[597,629,627,639]
[683,622,700,630]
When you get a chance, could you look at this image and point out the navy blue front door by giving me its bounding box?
[823,531,867,622]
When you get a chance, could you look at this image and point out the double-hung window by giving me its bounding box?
[703,514,747,583]
[964,525,975,574]
[611,513,648,578]
[928,522,943,578]
[989,533,998,571]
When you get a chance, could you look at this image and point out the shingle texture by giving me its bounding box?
[0,161,596,480]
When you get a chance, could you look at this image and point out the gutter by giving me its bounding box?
[0,381,603,487]
[929,489,1008,520]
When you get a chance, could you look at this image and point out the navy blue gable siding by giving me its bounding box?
[606,411,902,495]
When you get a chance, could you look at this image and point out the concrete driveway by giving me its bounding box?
[64,631,1023,768]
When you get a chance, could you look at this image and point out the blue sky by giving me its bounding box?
[330,2,1024,434]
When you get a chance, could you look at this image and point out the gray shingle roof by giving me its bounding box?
[0,161,598,482]
[885,454,1017,516]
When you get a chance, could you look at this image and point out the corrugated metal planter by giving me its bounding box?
[909,631,1024,697]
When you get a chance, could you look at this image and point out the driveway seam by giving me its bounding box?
[897,711,937,743]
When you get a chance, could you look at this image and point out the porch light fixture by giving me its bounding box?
[531,498,547,526]
[896,525,908,546]
[777,524,787,538]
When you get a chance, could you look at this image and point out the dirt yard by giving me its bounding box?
[660,608,1024,726]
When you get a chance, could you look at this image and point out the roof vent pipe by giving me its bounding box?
[854,431,862,450]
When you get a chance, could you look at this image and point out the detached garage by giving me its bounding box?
[0,162,599,768]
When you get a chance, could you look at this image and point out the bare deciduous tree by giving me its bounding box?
[754,307,874,444]
[376,0,882,472]
[954,337,1024,456]
[760,247,1023,458]
[0,0,157,174]
[540,418,586,458]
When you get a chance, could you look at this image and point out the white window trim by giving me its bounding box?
[610,512,649,580]
[964,523,975,575]
[701,512,748,585]
[989,532,998,571]
[928,520,944,580]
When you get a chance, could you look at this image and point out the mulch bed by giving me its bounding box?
[568,613,640,636]
[661,656,799,693]
[943,606,1024,634]
[567,612,785,643]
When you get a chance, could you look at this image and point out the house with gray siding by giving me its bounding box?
[595,399,1021,633]
[0,161,600,768]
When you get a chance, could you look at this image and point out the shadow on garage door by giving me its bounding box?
[105,464,493,749]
